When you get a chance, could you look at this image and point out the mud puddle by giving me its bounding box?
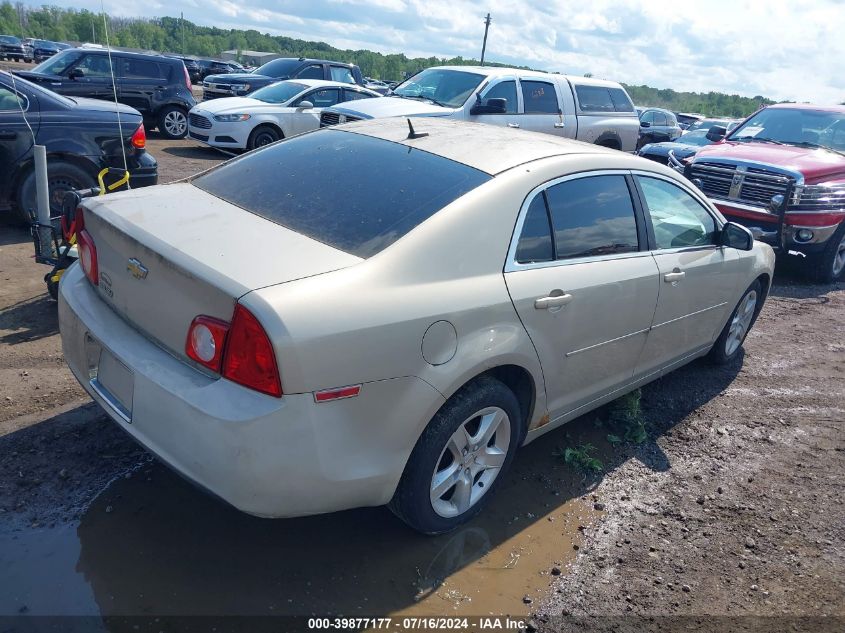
[0,424,596,620]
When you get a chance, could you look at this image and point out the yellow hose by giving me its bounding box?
[97,168,130,195]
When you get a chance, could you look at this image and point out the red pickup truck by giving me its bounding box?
[678,103,845,282]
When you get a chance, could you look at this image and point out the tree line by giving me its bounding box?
[1,2,816,116]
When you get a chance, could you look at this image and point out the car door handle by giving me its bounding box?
[507,123,520,128]
[664,270,686,283]
[534,293,573,309]
[0,130,16,140]
[554,122,565,128]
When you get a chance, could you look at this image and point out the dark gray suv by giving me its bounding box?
[14,48,197,139]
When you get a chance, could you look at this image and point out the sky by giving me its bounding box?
[24,0,845,104]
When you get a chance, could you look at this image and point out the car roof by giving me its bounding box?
[414,65,624,88]
[70,47,181,64]
[337,117,625,176]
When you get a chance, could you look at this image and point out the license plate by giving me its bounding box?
[91,346,134,422]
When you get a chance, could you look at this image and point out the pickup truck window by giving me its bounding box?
[575,85,615,112]
[521,81,559,114]
[481,80,518,114]
[609,88,635,112]
[296,65,324,80]
[330,66,355,84]
[545,175,640,259]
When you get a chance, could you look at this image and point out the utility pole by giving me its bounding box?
[480,13,491,66]
[181,12,185,54]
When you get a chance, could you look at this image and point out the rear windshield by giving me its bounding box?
[193,130,492,258]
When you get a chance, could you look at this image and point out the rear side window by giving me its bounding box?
[609,88,635,112]
[121,58,167,79]
[515,195,554,263]
[544,175,639,259]
[305,88,340,108]
[342,89,374,102]
[521,81,559,114]
[575,85,614,112]
[193,131,492,258]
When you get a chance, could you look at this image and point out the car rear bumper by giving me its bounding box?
[127,152,158,188]
[58,264,443,518]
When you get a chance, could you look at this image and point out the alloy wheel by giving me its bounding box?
[429,406,511,518]
[725,290,757,356]
[164,110,187,137]
[832,233,845,278]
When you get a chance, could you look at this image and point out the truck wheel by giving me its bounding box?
[708,280,762,365]
[158,106,188,139]
[808,223,845,283]
[389,376,522,535]
[15,161,95,225]
[247,125,282,150]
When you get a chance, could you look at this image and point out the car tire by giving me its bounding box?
[247,125,282,151]
[15,161,95,225]
[157,105,188,139]
[708,280,763,365]
[808,222,845,284]
[389,376,522,535]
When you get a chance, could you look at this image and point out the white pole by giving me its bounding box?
[33,145,52,255]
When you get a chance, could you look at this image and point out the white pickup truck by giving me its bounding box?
[320,66,640,152]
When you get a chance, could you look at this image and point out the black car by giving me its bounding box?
[165,54,202,84]
[195,59,240,81]
[202,58,365,99]
[686,118,741,133]
[30,39,61,63]
[637,129,714,165]
[14,48,196,139]
[0,35,26,62]
[0,71,157,223]
[636,107,682,149]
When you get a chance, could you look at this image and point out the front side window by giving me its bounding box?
[641,110,655,125]
[515,194,554,263]
[480,80,517,114]
[545,175,639,259]
[652,111,668,126]
[73,55,114,77]
[329,66,355,84]
[32,49,81,76]
[295,64,324,80]
[637,176,716,249]
[521,81,559,114]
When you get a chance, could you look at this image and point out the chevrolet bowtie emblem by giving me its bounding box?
[127,258,148,280]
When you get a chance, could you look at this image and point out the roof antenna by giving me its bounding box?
[406,118,428,139]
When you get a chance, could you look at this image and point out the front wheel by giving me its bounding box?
[157,105,188,139]
[708,280,762,365]
[808,223,845,283]
[389,376,522,534]
[247,125,282,151]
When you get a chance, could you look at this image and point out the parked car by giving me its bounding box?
[675,112,705,130]
[637,107,683,149]
[202,58,365,100]
[686,117,741,133]
[188,79,381,151]
[20,38,34,63]
[14,48,196,139]
[319,66,639,151]
[680,103,845,282]
[195,59,239,82]
[58,117,773,534]
[0,35,26,61]
[0,70,157,223]
[29,39,61,63]
[364,77,390,95]
[165,54,201,84]
[638,129,715,164]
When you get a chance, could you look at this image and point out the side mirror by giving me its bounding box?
[720,221,754,251]
[706,125,727,142]
[470,97,507,115]
[296,100,314,110]
[68,68,84,80]
[640,120,651,128]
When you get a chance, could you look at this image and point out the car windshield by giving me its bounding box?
[393,68,486,108]
[677,130,711,146]
[193,129,492,258]
[33,40,54,47]
[728,108,845,152]
[253,58,302,77]
[0,35,21,44]
[250,81,308,104]
[32,49,81,75]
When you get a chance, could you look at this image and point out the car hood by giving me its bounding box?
[204,72,270,84]
[694,141,845,184]
[331,95,455,119]
[641,141,704,156]
[191,97,272,114]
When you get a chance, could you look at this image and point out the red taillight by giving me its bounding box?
[222,305,282,397]
[77,229,98,286]
[131,124,146,149]
[183,64,191,91]
[185,316,229,372]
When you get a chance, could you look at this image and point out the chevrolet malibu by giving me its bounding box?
[59,118,774,534]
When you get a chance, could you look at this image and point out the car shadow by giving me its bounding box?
[5,357,738,620]
[159,144,234,161]
[0,222,30,246]
[0,294,57,343]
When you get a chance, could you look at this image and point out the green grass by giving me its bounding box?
[554,443,603,474]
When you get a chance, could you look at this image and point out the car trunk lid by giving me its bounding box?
[80,183,361,360]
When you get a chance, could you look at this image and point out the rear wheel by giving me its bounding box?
[389,376,522,534]
[808,223,845,283]
[157,105,188,139]
[708,280,762,365]
[247,125,282,151]
[15,161,95,225]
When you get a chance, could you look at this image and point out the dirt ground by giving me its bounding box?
[0,87,843,628]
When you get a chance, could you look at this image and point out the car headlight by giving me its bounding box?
[235,84,251,92]
[213,113,251,122]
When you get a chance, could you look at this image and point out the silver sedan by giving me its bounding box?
[59,118,774,534]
